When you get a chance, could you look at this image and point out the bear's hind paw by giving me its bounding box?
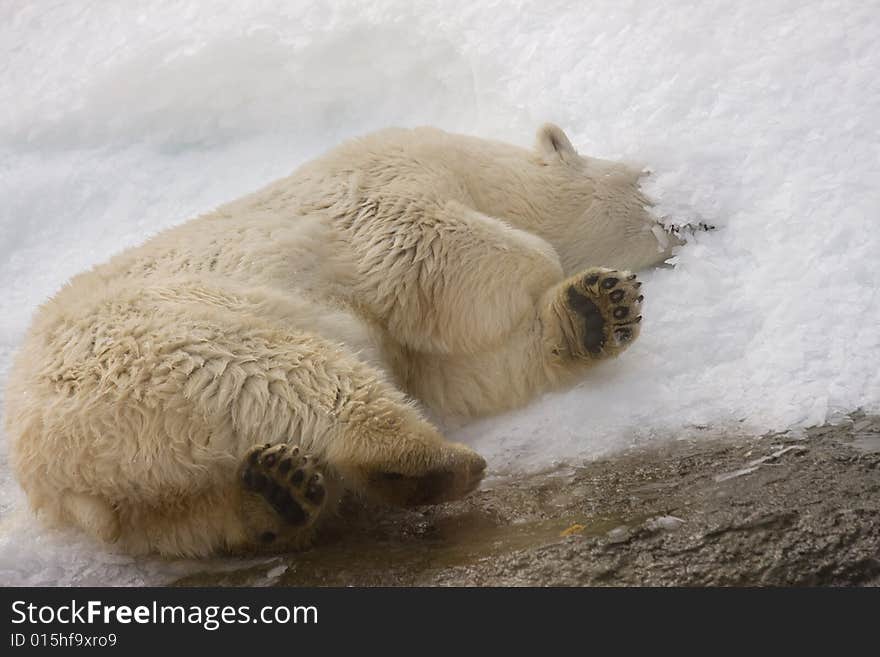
[240,443,326,527]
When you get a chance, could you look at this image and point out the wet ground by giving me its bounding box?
[175,414,880,586]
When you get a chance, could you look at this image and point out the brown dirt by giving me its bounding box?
[174,413,880,586]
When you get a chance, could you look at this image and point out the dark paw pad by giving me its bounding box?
[566,286,606,354]
[241,443,326,527]
[562,268,644,358]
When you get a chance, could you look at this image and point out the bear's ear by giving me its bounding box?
[536,123,577,161]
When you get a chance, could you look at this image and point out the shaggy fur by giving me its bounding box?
[4,125,675,556]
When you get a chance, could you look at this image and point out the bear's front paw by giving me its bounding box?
[551,267,643,360]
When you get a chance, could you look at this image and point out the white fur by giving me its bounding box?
[4,125,674,556]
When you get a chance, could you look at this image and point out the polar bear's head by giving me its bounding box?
[502,123,657,273]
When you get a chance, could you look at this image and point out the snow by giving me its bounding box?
[1,0,878,585]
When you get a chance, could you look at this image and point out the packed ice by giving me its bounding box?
[1,0,878,584]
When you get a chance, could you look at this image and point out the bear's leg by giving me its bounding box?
[407,267,643,417]
[216,336,485,552]
[215,333,486,547]
[117,345,485,555]
[316,369,487,507]
[355,199,565,355]
[232,401,485,547]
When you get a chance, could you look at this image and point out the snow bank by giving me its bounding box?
[1,0,878,584]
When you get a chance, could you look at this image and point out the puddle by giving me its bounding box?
[172,509,633,586]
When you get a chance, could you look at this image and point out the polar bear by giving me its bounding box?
[4,125,678,556]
